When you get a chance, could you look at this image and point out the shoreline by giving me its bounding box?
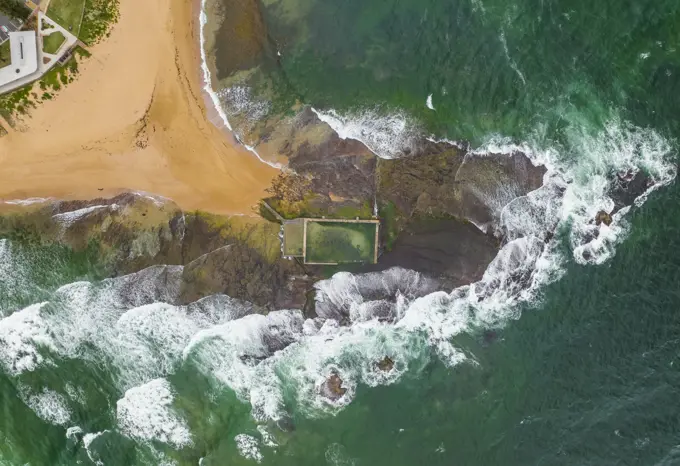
[196,0,282,169]
[0,0,278,217]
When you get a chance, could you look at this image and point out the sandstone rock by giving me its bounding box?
[320,372,347,401]
[376,356,394,372]
[595,210,612,226]
[364,216,499,290]
[377,148,546,234]
[610,169,654,213]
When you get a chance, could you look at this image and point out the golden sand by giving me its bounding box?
[0,0,278,215]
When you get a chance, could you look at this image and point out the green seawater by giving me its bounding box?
[1,0,680,464]
[219,0,680,145]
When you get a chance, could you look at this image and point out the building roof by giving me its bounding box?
[0,31,38,87]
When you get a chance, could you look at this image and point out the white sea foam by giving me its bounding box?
[18,387,71,426]
[217,85,271,126]
[312,107,420,159]
[52,204,117,226]
[0,302,53,375]
[0,260,251,393]
[184,310,304,421]
[235,434,263,463]
[325,443,357,466]
[82,430,109,466]
[2,197,52,206]
[66,426,83,441]
[256,425,278,448]
[116,378,192,448]
[426,94,435,110]
[500,30,527,85]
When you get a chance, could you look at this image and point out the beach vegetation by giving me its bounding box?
[0,85,34,123]
[79,0,119,45]
[0,0,31,20]
[0,46,88,124]
[47,0,86,34]
[42,31,66,54]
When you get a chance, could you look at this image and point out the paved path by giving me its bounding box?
[0,11,78,95]
[261,200,285,223]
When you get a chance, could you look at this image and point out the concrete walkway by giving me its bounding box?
[0,11,78,95]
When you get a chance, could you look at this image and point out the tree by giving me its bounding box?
[0,0,31,21]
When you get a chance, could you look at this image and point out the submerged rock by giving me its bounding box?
[320,372,347,401]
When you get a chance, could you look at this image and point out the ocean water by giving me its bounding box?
[2,0,680,464]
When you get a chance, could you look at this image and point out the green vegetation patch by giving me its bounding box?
[283,220,304,256]
[0,0,31,20]
[0,84,35,123]
[305,221,377,264]
[79,0,119,45]
[42,31,66,54]
[47,0,85,34]
[0,39,10,68]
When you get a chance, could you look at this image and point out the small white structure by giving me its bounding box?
[0,31,38,87]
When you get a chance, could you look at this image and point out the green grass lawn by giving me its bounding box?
[42,31,66,54]
[305,221,377,264]
[0,40,10,68]
[47,0,86,34]
[283,221,304,257]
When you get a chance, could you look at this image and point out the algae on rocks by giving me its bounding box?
[0,193,305,310]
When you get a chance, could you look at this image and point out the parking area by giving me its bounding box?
[0,14,23,43]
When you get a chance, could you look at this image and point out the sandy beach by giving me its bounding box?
[0,0,278,215]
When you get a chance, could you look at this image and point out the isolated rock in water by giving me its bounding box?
[595,210,612,226]
[376,356,394,372]
[610,169,654,212]
[320,372,347,401]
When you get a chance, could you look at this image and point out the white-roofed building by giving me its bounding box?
[0,31,38,87]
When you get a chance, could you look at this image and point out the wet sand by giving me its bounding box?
[0,0,278,216]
